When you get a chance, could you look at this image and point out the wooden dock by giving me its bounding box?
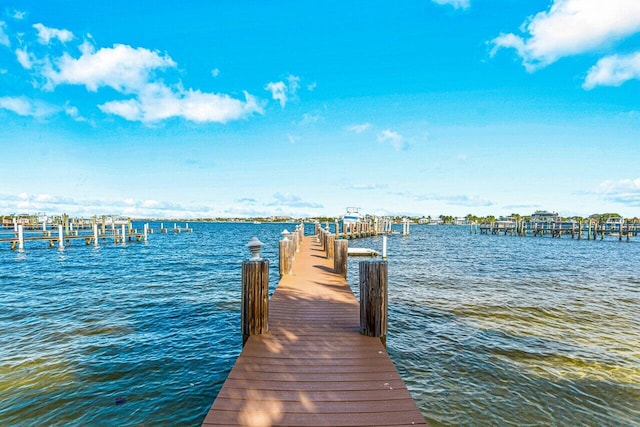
[476,219,639,241]
[0,218,192,251]
[202,236,426,426]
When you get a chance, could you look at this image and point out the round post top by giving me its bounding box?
[246,237,264,260]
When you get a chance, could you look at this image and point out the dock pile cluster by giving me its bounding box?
[477,219,639,241]
[0,215,192,251]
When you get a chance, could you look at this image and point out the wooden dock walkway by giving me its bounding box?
[202,236,426,426]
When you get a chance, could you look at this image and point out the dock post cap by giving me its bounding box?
[246,237,264,260]
[281,229,290,240]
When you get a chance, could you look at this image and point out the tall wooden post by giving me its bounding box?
[242,238,269,346]
[327,234,335,260]
[359,260,388,347]
[279,238,292,276]
[334,239,348,278]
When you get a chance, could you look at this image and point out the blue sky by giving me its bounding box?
[1,0,640,219]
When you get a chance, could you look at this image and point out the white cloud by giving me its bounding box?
[12,10,26,20]
[491,0,640,71]
[44,42,176,92]
[265,74,301,108]
[596,178,640,206]
[64,103,88,122]
[583,52,640,89]
[99,84,262,123]
[41,42,262,123]
[347,122,371,133]
[307,82,317,91]
[0,21,9,47]
[265,81,287,108]
[33,23,73,44]
[211,68,220,77]
[432,0,470,9]
[15,48,34,69]
[0,96,58,118]
[377,129,408,151]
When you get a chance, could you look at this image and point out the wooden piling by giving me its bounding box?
[279,239,292,276]
[327,233,335,260]
[241,259,269,346]
[359,260,388,347]
[334,239,348,278]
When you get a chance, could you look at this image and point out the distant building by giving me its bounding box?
[454,217,469,225]
[531,210,560,223]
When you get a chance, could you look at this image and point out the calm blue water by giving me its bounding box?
[1,223,639,426]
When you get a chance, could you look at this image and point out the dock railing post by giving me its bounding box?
[327,233,335,260]
[93,223,99,247]
[18,224,24,250]
[58,225,65,249]
[334,239,348,278]
[242,237,269,346]
[279,231,292,276]
[144,223,148,242]
[382,235,387,260]
[359,260,388,347]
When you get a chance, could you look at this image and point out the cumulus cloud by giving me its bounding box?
[583,52,640,89]
[44,42,176,92]
[99,84,262,123]
[596,178,640,206]
[347,122,371,133]
[38,42,262,123]
[491,0,640,71]
[265,74,301,108]
[432,0,470,9]
[377,129,408,151]
[0,96,58,118]
[33,23,73,44]
[265,81,286,108]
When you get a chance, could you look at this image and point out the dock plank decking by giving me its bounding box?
[202,236,427,427]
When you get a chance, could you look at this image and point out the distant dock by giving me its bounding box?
[476,219,639,241]
[0,215,192,250]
